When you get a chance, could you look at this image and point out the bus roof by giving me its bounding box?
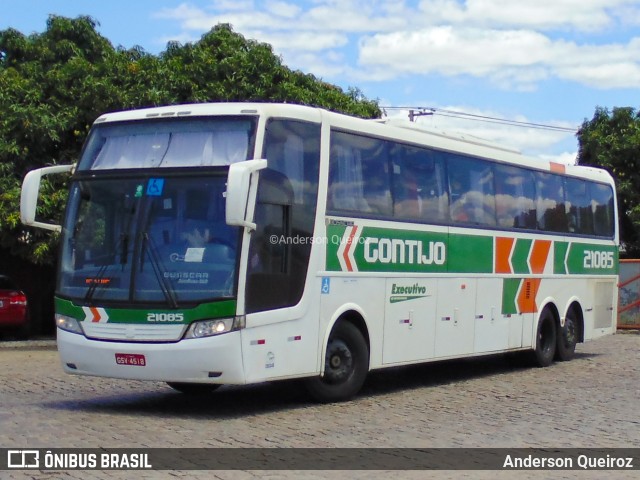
[93,102,613,186]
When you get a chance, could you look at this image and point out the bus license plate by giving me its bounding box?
[115,353,146,366]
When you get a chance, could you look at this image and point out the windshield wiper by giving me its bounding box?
[140,232,178,308]
[84,233,128,304]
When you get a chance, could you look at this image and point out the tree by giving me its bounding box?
[577,106,640,257]
[0,16,381,265]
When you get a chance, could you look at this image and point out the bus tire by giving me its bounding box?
[556,309,578,361]
[166,382,221,394]
[532,309,557,367]
[304,321,369,402]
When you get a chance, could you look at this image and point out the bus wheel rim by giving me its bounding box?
[325,339,353,384]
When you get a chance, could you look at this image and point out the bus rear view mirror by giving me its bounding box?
[225,159,267,230]
[21,164,75,232]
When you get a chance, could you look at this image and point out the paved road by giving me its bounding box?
[1,332,639,480]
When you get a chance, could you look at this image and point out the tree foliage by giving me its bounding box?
[0,16,380,265]
[577,106,640,257]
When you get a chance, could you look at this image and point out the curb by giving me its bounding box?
[0,339,57,350]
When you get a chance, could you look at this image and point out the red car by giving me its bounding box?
[0,275,29,336]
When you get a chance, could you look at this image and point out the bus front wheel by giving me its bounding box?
[304,321,369,402]
[532,309,557,367]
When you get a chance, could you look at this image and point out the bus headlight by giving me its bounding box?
[184,316,244,339]
[56,314,84,335]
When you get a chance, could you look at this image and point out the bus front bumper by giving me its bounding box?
[57,328,246,384]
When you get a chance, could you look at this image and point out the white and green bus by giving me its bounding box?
[21,103,619,402]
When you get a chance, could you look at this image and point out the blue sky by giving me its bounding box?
[3,0,640,162]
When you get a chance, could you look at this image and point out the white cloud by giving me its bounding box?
[360,27,552,75]
[359,28,640,90]
[153,1,640,89]
[251,30,348,52]
[417,0,632,31]
[210,0,255,12]
[539,151,579,165]
[265,0,302,18]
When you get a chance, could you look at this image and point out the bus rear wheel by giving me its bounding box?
[532,309,557,367]
[304,321,369,403]
[166,382,221,394]
[556,309,578,361]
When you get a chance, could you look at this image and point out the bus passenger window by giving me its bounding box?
[328,131,392,216]
[565,178,594,235]
[448,156,496,226]
[494,165,536,230]
[591,183,615,237]
[392,146,448,223]
[536,172,568,233]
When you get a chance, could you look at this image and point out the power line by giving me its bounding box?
[381,106,578,133]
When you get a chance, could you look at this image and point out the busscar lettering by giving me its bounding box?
[364,238,445,265]
[164,271,209,284]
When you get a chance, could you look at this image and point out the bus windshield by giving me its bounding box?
[77,117,256,170]
[58,174,239,306]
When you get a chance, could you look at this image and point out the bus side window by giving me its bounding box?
[591,183,615,237]
[392,146,448,223]
[536,172,568,233]
[328,131,392,216]
[565,178,594,235]
[494,165,536,230]
[448,155,496,226]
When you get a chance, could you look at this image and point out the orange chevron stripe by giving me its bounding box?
[342,226,357,272]
[90,306,102,323]
[517,278,541,313]
[495,237,514,274]
[529,240,551,274]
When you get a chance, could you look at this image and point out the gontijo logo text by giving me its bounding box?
[364,238,445,265]
[331,224,448,273]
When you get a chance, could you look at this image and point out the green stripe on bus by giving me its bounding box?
[447,234,493,273]
[55,297,237,323]
[501,278,521,315]
[554,242,569,274]
[564,243,619,275]
[511,239,532,274]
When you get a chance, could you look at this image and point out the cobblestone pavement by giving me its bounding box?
[0,332,638,480]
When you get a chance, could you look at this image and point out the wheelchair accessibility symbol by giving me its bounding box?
[321,277,330,294]
[146,178,165,196]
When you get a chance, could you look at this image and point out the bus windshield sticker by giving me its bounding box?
[146,178,165,196]
[184,248,205,263]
